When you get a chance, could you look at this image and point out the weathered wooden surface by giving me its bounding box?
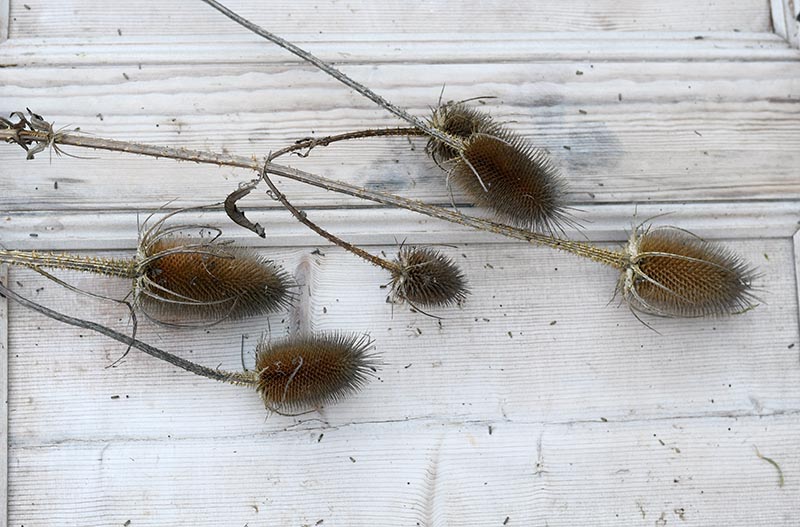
[1,1,799,526]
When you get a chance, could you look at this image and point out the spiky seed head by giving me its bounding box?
[621,226,758,318]
[389,246,469,308]
[426,102,500,163]
[255,333,377,412]
[426,102,571,235]
[136,237,294,323]
[454,131,570,235]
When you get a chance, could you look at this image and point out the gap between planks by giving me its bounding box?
[0,32,798,67]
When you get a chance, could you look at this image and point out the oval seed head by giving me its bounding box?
[389,246,469,308]
[427,103,572,235]
[621,226,758,318]
[136,237,294,324]
[255,333,377,412]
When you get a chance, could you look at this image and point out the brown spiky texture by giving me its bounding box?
[255,333,377,412]
[620,225,758,318]
[389,246,469,308]
[427,103,571,235]
[135,237,294,324]
[427,102,500,162]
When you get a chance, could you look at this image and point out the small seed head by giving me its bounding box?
[621,225,758,318]
[390,246,469,308]
[255,333,377,412]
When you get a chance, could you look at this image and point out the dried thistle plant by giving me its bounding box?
[0,112,759,320]
[0,280,377,414]
[0,204,294,325]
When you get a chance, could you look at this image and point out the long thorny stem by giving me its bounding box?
[0,250,138,278]
[199,0,462,151]
[0,278,258,387]
[0,123,626,269]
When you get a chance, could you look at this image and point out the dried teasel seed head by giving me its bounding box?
[426,102,500,162]
[620,225,759,318]
[389,246,469,308]
[255,333,378,411]
[427,103,572,235]
[136,237,294,324]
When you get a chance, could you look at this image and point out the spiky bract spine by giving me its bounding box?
[621,226,758,318]
[389,246,469,308]
[255,333,377,411]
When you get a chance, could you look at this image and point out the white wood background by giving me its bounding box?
[1,1,800,525]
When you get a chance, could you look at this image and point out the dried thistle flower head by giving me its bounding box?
[255,333,377,412]
[133,210,293,324]
[426,102,571,235]
[620,225,758,318]
[389,246,469,308]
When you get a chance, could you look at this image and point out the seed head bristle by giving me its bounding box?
[136,237,294,324]
[427,103,572,235]
[426,102,500,162]
[621,226,759,318]
[390,246,469,308]
[255,333,378,411]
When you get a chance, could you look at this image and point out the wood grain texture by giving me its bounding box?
[7,415,799,526]
[6,239,797,444]
[7,0,772,39]
[1,61,799,211]
[0,265,7,524]
[2,32,796,66]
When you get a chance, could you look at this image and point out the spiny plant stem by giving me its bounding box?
[0,250,138,278]
[199,0,461,150]
[269,127,423,160]
[0,279,258,387]
[0,126,626,269]
[260,164,398,272]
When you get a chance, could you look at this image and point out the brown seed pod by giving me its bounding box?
[135,236,294,324]
[255,333,377,412]
[389,246,469,308]
[426,101,500,163]
[427,102,572,235]
[620,225,758,318]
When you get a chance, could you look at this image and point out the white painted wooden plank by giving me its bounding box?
[5,239,797,445]
[772,0,800,47]
[1,62,799,210]
[0,0,8,43]
[0,201,798,251]
[1,32,795,67]
[7,415,798,526]
[794,227,800,337]
[8,0,773,39]
[0,265,7,525]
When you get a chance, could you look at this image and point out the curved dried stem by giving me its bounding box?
[0,279,257,387]
[260,161,397,273]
